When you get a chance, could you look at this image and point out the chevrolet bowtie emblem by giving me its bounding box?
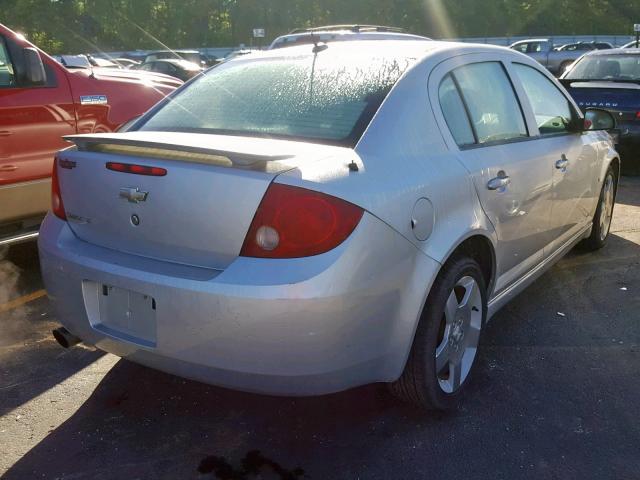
[119,187,148,203]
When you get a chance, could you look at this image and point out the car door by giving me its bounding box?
[508,61,598,256]
[0,34,75,186]
[430,55,555,294]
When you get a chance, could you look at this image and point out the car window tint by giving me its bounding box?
[452,62,527,144]
[0,38,15,87]
[513,63,573,135]
[438,74,475,147]
[529,43,543,53]
[512,44,528,53]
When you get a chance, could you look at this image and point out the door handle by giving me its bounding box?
[0,131,12,137]
[556,154,569,170]
[487,171,510,190]
[0,165,18,172]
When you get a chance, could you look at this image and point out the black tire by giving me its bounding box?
[389,255,487,410]
[583,166,617,251]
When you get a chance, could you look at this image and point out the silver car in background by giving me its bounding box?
[40,41,619,410]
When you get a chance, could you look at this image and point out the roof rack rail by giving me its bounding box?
[288,25,406,35]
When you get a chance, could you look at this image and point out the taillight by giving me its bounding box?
[635,111,640,120]
[240,184,364,258]
[51,158,66,220]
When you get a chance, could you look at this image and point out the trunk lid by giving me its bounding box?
[58,132,347,270]
[561,80,640,122]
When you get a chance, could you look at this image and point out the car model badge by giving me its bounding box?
[80,95,108,105]
[119,187,148,203]
[58,159,76,169]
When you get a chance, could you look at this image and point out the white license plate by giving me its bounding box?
[85,283,157,347]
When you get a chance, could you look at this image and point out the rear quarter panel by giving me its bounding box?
[276,53,497,276]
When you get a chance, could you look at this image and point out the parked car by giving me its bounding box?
[269,24,430,49]
[143,49,207,67]
[561,48,640,175]
[113,58,140,69]
[621,40,640,48]
[0,23,182,246]
[510,38,597,75]
[41,41,618,410]
[136,59,202,82]
[86,54,122,68]
[555,41,613,51]
[222,49,257,61]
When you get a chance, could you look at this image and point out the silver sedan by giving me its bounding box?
[39,41,619,410]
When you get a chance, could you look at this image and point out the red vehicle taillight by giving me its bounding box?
[51,158,66,220]
[240,184,364,258]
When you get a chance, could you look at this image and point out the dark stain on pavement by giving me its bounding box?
[198,450,305,479]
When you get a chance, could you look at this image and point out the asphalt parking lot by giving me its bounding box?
[1,178,639,480]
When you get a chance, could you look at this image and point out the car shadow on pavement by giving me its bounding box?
[615,176,640,207]
[0,339,105,417]
[4,228,640,479]
[2,358,444,480]
[1,242,107,417]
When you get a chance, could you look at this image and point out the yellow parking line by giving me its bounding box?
[0,289,47,314]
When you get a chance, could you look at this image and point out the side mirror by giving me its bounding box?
[23,47,46,85]
[583,108,616,131]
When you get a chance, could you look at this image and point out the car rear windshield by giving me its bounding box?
[565,54,640,81]
[137,53,414,146]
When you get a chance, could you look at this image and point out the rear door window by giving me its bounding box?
[438,74,475,147]
[450,62,528,145]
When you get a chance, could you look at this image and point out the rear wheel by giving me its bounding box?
[583,167,616,251]
[390,255,487,410]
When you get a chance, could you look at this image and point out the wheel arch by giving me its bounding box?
[609,155,621,185]
[602,145,620,185]
[435,231,498,298]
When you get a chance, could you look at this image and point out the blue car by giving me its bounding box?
[561,49,640,175]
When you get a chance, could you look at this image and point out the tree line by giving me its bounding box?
[3,0,640,54]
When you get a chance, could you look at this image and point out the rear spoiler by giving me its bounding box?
[559,78,640,90]
[64,132,296,170]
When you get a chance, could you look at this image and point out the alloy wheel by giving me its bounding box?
[599,174,615,242]
[435,276,483,393]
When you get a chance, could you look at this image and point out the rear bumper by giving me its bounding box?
[38,213,439,396]
[616,127,640,175]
